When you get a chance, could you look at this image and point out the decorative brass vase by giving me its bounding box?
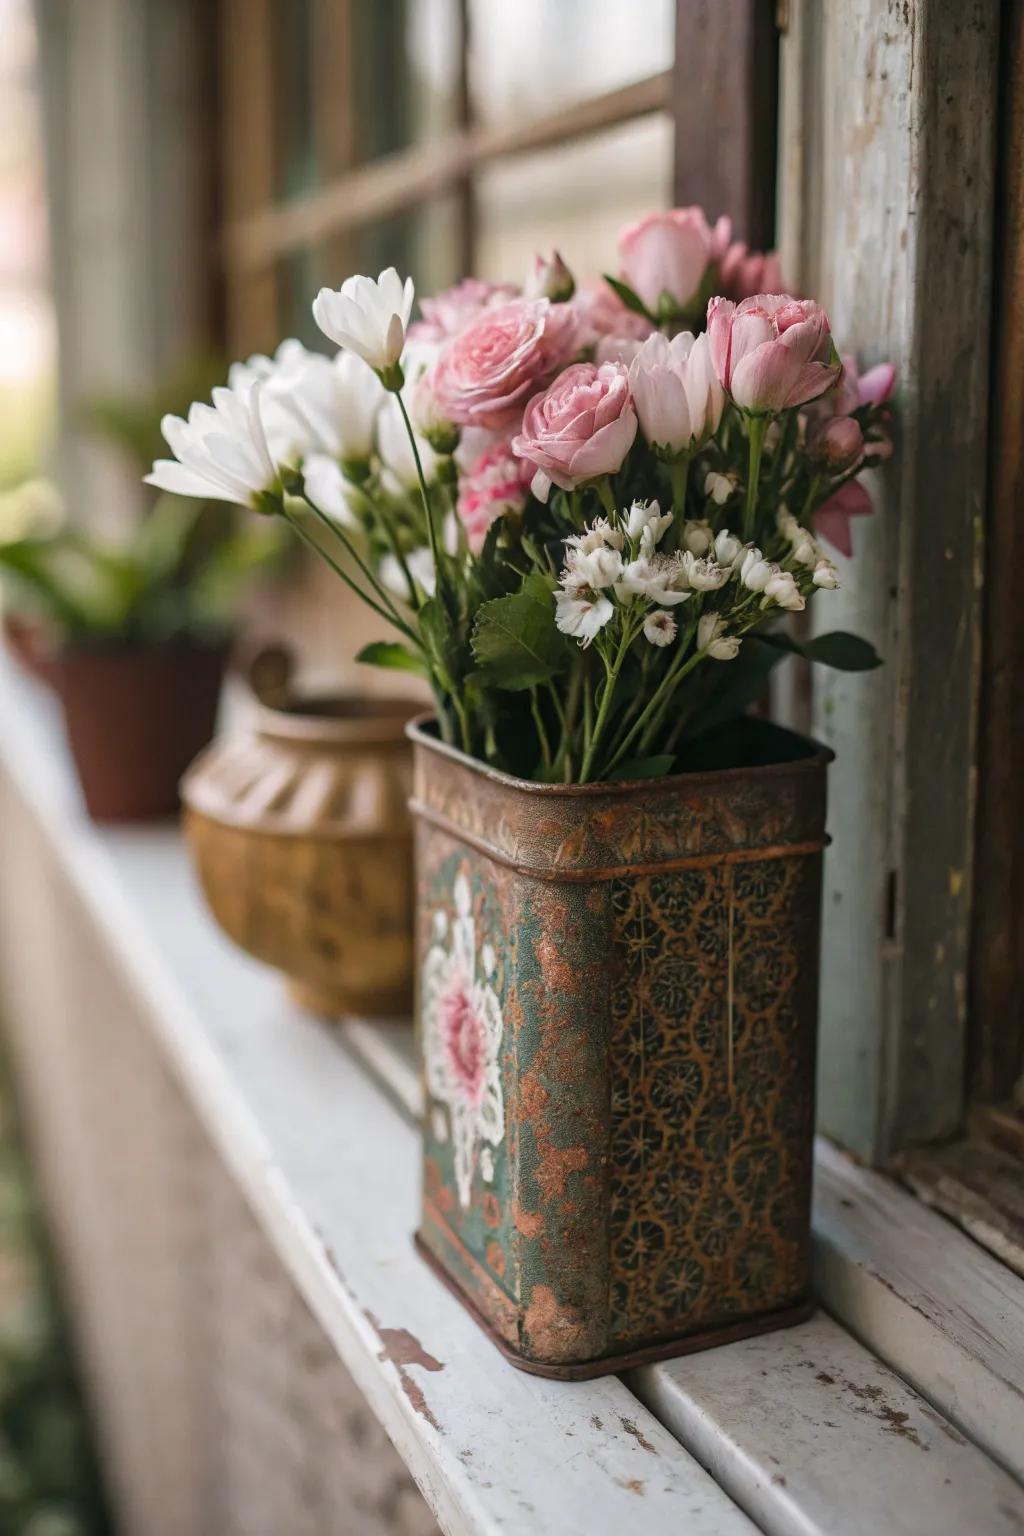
[182,692,420,1018]
[410,715,832,1379]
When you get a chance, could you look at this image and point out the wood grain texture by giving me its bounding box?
[672,0,780,244]
[969,0,1024,1103]
[630,1311,1024,1536]
[0,658,757,1536]
[222,72,671,271]
[778,0,999,1159]
[814,1135,1024,1481]
[895,1138,1024,1278]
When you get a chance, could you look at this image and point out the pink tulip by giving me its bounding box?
[628,331,723,457]
[511,361,638,498]
[813,477,873,557]
[831,353,897,416]
[617,207,715,315]
[456,441,533,552]
[431,298,577,430]
[707,293,840,413]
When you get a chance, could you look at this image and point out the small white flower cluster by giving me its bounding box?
[554,498,833,657]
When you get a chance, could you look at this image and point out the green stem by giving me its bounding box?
[281,503,418,642]
[580,625,632,782]
[606,646,705,775]
[395,391,445,595]
[669,455,690,519]
[301,493,412,634]
[530,688,552,773]
[594,476,617,520]
[742,414,769,542]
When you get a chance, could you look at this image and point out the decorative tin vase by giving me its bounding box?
[410,715,832,1379]
[182,693,421,1018]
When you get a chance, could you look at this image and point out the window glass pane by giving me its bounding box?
[468,0,674,124]
[475,116,672,285]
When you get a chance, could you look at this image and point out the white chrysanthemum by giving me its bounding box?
[643,609,677,647]
[555,589,614,647]
[312,267,415,375]
[275,350,384,463]
[614,554,691,608]
[679,550,729,591]
[302,454,358,528]
[145,381,277,508]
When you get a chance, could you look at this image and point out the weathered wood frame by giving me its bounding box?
[778,1,999,1161]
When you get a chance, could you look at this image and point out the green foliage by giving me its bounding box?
[356,640,428,677]
[0,499,287,648]
[753,628,883,672]
[0,1048,112,1534]
[470,590,566,691]
[82,353,225,472]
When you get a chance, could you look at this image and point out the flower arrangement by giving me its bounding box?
[147,207,892,783]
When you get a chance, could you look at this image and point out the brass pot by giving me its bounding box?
[182,694,420,1018]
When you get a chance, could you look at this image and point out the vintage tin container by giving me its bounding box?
[410,715,832,1379]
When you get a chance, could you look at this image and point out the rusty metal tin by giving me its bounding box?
[410,715,832,1379]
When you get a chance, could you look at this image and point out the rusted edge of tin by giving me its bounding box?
[407,797,829,882]
[415,1233,814,1380]
[406,714,835,797]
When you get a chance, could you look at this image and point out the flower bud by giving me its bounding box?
[697,612,741,660]
[764,569,806,611]
[681,519,712,555]
[740,547,772,591]
[411,372,460,454]
[808,414,864,471]
[713,529,743,567]
[704,470,734,506]
[813,558,840,588]
[526,250,575,303]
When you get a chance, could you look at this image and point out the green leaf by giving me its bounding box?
[470,592,565,691]
[757,628,882,672]
[356,640,428,677]
[686,641,783,740]
[607,754,676,781]
[417,596,459,689]
[601,274,653,319]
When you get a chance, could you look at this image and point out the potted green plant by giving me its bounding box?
[0,490,284,821]
[149,213,893,1375]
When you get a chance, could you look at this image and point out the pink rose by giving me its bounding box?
[572,279,655,352]
[511,361,638,499]
[409,278,518,344]
[707,293,840,413]
[456,442,533,552]
[618,207,715,315]
[431,298,578,430]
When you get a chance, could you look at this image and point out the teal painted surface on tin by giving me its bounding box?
[411,718,831,1378]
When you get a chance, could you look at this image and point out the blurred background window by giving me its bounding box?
[0,0,55,498]
[221,0,675,355]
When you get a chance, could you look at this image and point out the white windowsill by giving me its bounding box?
[1,654,1021,1536]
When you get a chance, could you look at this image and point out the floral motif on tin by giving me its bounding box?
[423,870,504,1208]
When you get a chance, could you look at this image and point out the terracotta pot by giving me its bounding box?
[3,612,54,685]
[54,642,226,823]
[410,715,832,1379]
[182,695,420,1019]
